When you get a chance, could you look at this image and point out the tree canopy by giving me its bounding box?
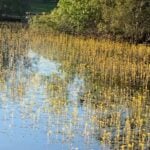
[31,0,150,42]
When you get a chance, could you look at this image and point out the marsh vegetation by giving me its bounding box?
[0,23,150,149]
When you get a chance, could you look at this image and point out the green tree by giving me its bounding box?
[98,0,150,42]
[31,0,150,42]
[36,0,102,33]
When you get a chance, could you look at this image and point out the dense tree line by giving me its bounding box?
[32,0,150,42]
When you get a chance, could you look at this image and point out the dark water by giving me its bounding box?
[0,50,107,150]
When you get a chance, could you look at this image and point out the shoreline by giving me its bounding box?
[0,21,149,45]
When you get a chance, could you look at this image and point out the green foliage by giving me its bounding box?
[31,0,102,33]
[98,0,150,42]
[31,0,150,42]
[53,0,102,33]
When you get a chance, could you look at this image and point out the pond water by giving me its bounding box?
[0,26,149,150]
[0,50,107,150]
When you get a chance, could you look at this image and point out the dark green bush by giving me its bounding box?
[31,0,150,42]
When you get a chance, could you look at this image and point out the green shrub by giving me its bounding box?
[30,0,150,42]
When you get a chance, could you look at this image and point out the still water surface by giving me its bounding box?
[0,26,149,149]
[0,50,107,150]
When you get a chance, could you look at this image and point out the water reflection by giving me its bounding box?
[0,26,149,150]
[31,35,150,150]
[0,50,106,150]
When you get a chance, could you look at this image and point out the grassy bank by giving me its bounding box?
[1,23,149,93]
[30,31,150,92]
